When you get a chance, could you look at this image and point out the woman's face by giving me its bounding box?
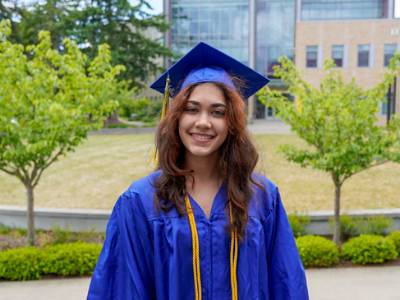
[178,83,229,159]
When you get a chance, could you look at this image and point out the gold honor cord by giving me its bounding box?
[184,194,239,300]
[229,204,239,300]
[185,194,202,300]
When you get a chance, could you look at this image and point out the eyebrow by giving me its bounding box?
[187,100,226,108]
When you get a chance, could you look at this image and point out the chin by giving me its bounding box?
[186,146,218,158]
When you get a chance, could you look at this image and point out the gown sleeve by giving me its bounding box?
[267,187,309,300]
[87,189,155,300]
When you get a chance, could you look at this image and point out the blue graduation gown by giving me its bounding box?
[87,172,308,300]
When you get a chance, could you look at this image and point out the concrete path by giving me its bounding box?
[0,266,399,300]
[90,120,292,136]
[306,265,400,300]
[248,119,292,134]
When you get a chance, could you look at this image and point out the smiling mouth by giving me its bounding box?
[190,133,215,142]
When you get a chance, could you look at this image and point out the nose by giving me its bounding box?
[195,111,211,129]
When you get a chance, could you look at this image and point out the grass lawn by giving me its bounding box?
[0,133,399,212]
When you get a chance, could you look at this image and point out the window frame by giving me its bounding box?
[357,44,370,68]
[331,44,344,67]
[306,45,319,68]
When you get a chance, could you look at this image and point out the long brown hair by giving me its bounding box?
[154,82,261,239]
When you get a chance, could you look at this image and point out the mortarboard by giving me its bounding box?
[150,42,270,99]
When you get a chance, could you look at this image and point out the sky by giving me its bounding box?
[17,0,399,19]
[395,0,400,18]
[144,0,163,15]
[19,0,164,15]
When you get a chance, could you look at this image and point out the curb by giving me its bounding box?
[0,205,399,234]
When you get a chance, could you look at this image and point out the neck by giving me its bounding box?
[184,151,221,184]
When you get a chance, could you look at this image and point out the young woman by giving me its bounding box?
[87,42,309,300]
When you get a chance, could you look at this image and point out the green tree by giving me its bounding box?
[73,0,171,87]
[258,55,400,244]
[0,20,130,245]
[2,0,171,89]
[0,1,14,20]
[10,0,77,50]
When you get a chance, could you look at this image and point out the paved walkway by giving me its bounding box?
[247,119,292,134]
[90,120,292,136]
[0,265,399,300]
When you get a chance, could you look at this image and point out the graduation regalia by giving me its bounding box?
[87,172,308,299]
[87,42,308,300]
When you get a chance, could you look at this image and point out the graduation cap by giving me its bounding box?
[150,42,269,99]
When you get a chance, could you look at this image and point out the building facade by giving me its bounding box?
[164,0,400,121]
[297,0,400,123]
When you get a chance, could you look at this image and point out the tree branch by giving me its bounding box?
[343,160,388,182]
[0,166,17,176]
[32,147,65,187]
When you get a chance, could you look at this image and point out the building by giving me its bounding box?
[163,0,400,122]
[296,0,400,123]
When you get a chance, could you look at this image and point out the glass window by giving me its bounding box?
[301,0,387,20]
[358,44,370,67]
[306,45,318,68]
[256,0,296,75]
[331,45,344,67]
[171,0,249,63]
[384,44,397,66]
[380,101,388,115]
[395,0,400,18]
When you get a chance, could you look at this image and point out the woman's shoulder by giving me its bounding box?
[252,172,278,190]
[116,170,162,220]
[252,172,279,198]
[249,172,281,219]
[127,170,161,194]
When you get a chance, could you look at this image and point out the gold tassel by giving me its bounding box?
[161,76,171,119]
[153,76,170,162]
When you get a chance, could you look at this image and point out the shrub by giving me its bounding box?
[330,215,393,240]
[296,235,339,268]
[50,227,105,245]
[387,231,400,257]
[0,223,12,234]
[341,234,397,265]
[0,247,44,280]
[119,97,162,123]
[106,123,130,129]
[42,243,101,276]
[0,242,101,280]
[1,226,105,250]
[288,214,310,237]
[0,235,27,251]
[51,226,74,245]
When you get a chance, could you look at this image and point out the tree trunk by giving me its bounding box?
[25,184,35,246]
[333,181,342,245]
[104,111,120,127]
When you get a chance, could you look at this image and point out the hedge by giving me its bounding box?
[341,234,397,265]
[0,247,44,280]
[296,235,339,268]
[387,231,400,257]
[329,215,393,240]
[288,214,310,237]
[1,233,400,280]
[0,242,101,281]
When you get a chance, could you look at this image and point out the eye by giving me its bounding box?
[212,110,226,117]
[184,106,198,113]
